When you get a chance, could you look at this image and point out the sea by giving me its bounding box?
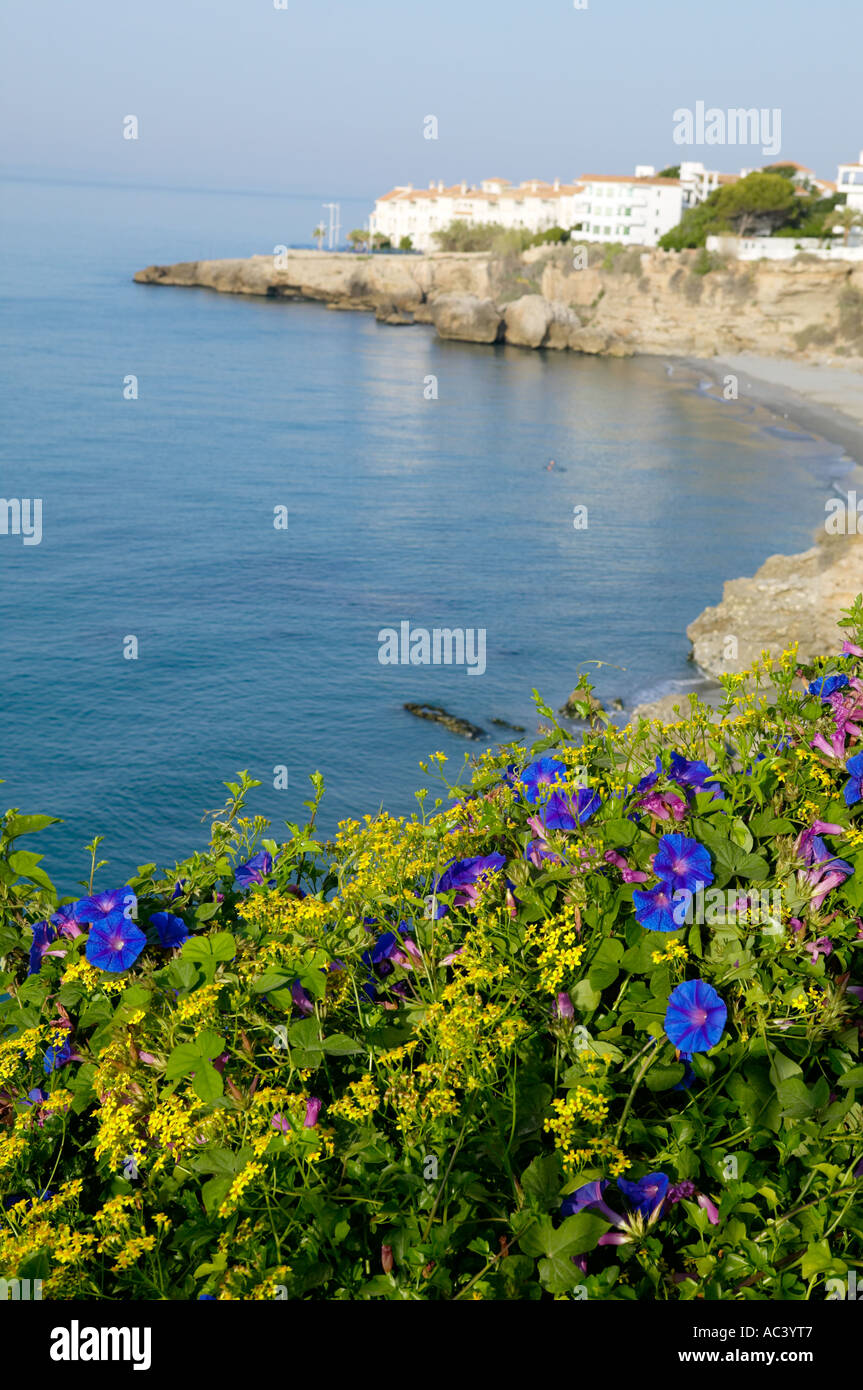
[0,176,855,888]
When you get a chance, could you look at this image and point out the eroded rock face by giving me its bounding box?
[430,293,503,344]
[687,531,863,678]
[134,247,863,363]
[503,295,554,348]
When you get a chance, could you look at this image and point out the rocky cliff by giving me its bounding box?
[134,245,863,363]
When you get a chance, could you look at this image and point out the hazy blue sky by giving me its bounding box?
[1,0,859,200]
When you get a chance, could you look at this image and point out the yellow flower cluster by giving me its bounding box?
[0,1025,47,1085]
[217,1160,266,1219]
[176,983,222,1024]
[526,914,586,994]
[651,940,689,965]
[329,1073,379,1123]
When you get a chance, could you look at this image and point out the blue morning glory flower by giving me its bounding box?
[560,1179,622,1224]
[85,911,146,972]
[536,788,602,830]
[76,887,137,922]
[809,674,849,700]
[843,751,863,807]
[150,911,190,949]
[665,978,726,1055]
[44,1038,73,1074]
[653,834,714,893]
[668,753,722,799]
[234,851,275,889]
[632,882,679,933]
[617,1172,670,1221]
[28,920,58,976]
[519,757,567,805]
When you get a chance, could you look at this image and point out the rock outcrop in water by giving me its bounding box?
[686,529,863,678]
[134,246,863,363]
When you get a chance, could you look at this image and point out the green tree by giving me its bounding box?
[347,228,369,251]
[398,234,413,251]
[313,223,326,250]
[657,165,680,179]
[711,172,796,237]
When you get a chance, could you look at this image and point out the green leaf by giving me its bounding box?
[192,1063,224,1102]
[603,817,637,847]
[322,1032,364,1056]
[837,1066,863,1088]
[520,1152,563,1208]
[645,1063,685,1092]
[253,969,294,995]
[801,1240,835,1280]
[165,1042,203,1079]
[209,933,236,961]
[4,814,60,840]
[196,1029,225,1060]
[201,1176,233,1215]
[519,1213,608,1293]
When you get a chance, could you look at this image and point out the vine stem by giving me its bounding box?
[614,1044,662,1145]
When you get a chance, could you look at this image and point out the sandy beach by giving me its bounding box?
[684,353,863,467]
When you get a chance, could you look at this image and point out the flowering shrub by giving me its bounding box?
[2,609,863,1302]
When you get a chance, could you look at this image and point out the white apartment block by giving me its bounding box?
[575,169,684,246]
[837,150,863,213]
[369,178,585,252]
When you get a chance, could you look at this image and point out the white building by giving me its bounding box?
[369,178,586,252]
[837,150,863,213]
[575,170,684,246]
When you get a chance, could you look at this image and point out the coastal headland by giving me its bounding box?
[134,246,863,719]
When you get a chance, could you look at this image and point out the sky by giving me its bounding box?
[1,0,860,202]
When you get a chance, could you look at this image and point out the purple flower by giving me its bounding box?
[698,1193,720,1225]
[28,921,62,976]
[304,1097,322,1128]
[604,849,648,883]
[234,851,275,889]
[524,837,565,867]
[634,789,687,822]
[272,1112,292,1134]
[809,674,850,699]
[653,834,714,894]
[844,751,863,807]
[85,912,146,972]
[76,887,137,922]
[665,978,726,1055]
[434,854,506,910]
[633,882,679,933]
[291,980,315,1016]
[561,1179,622,1224]
[806,936,833,963]
[519,757,567,805]
[150,911,190,949]
[842,642,863,658]
[50,902,87,939]
[801,836,853,911]
[554,992,575,1021]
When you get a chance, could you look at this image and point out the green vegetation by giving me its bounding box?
[660,171,844,251]
[2,615,863,1301]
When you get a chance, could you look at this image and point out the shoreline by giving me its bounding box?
[630,356,863,722]
[679,353,863,471]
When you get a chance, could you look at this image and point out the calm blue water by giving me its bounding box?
[0,177,853,887]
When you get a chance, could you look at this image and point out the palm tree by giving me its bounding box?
[313,223,327,250]
[830,206,863,246]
